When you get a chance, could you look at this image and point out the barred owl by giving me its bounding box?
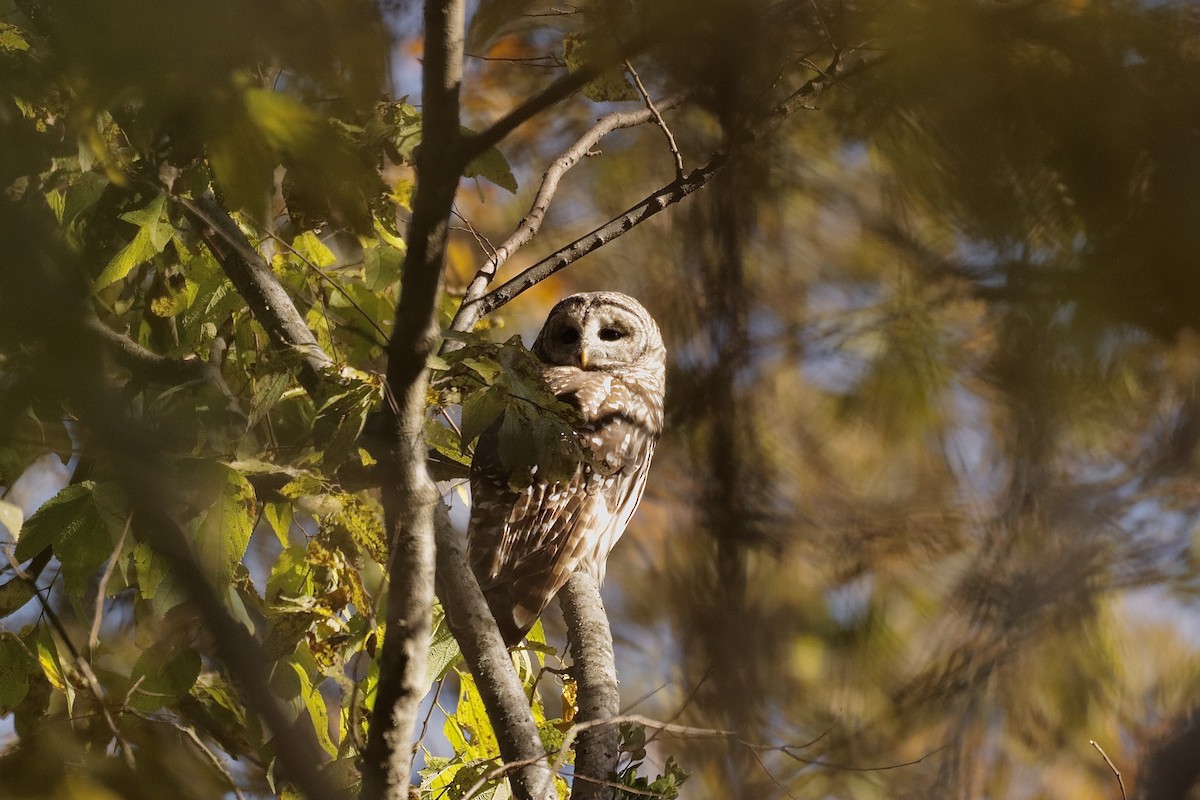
[468,292,667,645]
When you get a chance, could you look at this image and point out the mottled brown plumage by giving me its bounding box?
[468,292,666,644]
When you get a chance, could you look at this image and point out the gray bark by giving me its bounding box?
[561,573,620,800]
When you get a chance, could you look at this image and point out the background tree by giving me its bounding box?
[3,1,1200,799]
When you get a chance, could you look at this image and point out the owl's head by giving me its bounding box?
[532,292,665,377]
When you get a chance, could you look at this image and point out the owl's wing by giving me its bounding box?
[467,368,658,643]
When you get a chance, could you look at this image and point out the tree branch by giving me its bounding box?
[560,572,620,800]
[474,51,866,314]
[478,154,727,316]
[361,0,466,796]
[625,60,684,178]
[449,98,683,338]
[88,320,220,386]
[176,192,334,395]
[433,508,556,800]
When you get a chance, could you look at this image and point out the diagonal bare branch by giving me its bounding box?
[475,51,869,315]
[176,192,334,394]
[450,97,683,338]
[478,154,727,316]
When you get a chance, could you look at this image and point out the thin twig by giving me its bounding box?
[259,227,389,346]
[476,155,726,317]
[807,0,836,51]
[451,205,500,263]
[464,52,563,69]
[32,586,136,769]
[475,51,872,317]
[448,98,684,339]
[641,665,713,750]
[415,676,446,757]
[89,514,130,653]
[624,60,684,178]
[1089,739,1129,800]
[459,711,943,800]
[129,710,249,800]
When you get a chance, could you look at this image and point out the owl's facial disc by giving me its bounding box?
[532,291,663,375]
[577,308,641,370]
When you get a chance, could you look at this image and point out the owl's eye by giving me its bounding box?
[598,327,624,342]
[560,328,580,345]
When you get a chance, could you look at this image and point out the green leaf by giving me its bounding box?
[463,136,518,193]
[264,502,294,548]
[197,467,256,590]
[128,640,202,713]
[460,384,507,446]
[562,32,638,103]
[15,482,117,601]
[0,499,21,538]
[329,493,387,563]
[0,22,31,53]
[248,370,295,428]
[267,546,316,605]
[449,671,499,760]
[426,420,470,469]
[244,88,322,153]
[292,230,337,269]
[0,575,37,619]
[312,372,383,466]
[362,240,404,291]
[0,633,35,712]
[148,274,198,317]
[462,357,502,384]
[271,655,337,756]
[60,171,109,227]
[132,540,166,601]
[94,194,173,292]
[428,602,461,680]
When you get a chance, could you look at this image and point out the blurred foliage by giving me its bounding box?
[2,0,1200,798]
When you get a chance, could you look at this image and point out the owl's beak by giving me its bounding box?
[578,347,590,369]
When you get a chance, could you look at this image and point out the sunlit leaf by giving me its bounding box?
[264,502,294,548]
[292,230,337,269]
[428,602,461,680]
[93,194,173,291]
[0,499,21,538]
[0,22,31,53]
[197,467,256,590]
[148,273,198,317]
[448,670,499,760]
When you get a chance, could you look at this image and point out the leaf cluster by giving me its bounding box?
[429,337,592,487]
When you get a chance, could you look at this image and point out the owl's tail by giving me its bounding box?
[481,584,536,646]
